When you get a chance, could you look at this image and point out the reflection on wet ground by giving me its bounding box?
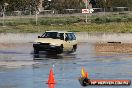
[0,42,132,88]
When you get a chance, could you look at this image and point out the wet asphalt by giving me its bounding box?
[0,42,132,88]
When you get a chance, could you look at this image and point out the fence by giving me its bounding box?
[0,8,132,26]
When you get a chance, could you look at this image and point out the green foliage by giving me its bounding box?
[0,0,31,11]
[0,14,132,33]
[110,0,129,7]
[95,0,105,8]
[0,0,132,13]
[0,14,132,26]
[0,22,132,33]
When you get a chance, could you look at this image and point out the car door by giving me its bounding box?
[63,33,73,51]
[70,33,77,45]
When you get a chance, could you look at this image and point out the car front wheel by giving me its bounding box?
[57,45,63,54]
[34,49,39,54]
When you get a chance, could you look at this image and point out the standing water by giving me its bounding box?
[0,33,131,88]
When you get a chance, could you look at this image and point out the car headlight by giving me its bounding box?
[33,42,40,44]
[50,45,56,47]
[50,44,60,46]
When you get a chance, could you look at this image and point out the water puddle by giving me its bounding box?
[0,33,131,88]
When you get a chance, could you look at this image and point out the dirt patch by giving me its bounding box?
[95,42,132,53]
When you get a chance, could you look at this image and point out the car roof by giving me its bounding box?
[45,31,73,33]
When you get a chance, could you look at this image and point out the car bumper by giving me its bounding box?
[33,44,62,52]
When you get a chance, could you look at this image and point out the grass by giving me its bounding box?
[0,22,132,33]
[0,13,132,33]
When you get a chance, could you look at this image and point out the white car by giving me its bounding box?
[33,31,77,55]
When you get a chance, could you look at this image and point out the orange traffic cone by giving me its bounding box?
[48,84,55,88]
[85,72,88,78]
[81,67,89,78]
[47,68,56,84]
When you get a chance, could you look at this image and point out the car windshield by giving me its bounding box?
[41,32,64,40]
[41,32,58,38]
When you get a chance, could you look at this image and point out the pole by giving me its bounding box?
[30,4,32,16]
[34,0,38,25]
[35,11,38,25]
[3,5,5,27]
[85,0,88,23]
[2,3,9,27]
[104,0,106,15]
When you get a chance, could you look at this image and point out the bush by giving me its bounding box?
[116,18,122,22]
[94,17,103,23]
[106,18,111,23]
[127,17,132,21]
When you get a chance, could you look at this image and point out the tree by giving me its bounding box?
[0,0,32,11]
[110,0,128,7]
[0,0,132,12]
[90,0,96,8]
[95,0,105,8]
[128,0,132,9]
[43,0,84,13]
[43,0,54,10]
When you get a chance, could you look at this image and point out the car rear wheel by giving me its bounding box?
[72,45,77,52]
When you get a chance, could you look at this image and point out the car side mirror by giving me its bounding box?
[38,36,41,38]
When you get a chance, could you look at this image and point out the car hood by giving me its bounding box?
[34,38,63,44]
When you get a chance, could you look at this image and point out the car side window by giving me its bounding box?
[70,33,76,40]
[65,33,74,41]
